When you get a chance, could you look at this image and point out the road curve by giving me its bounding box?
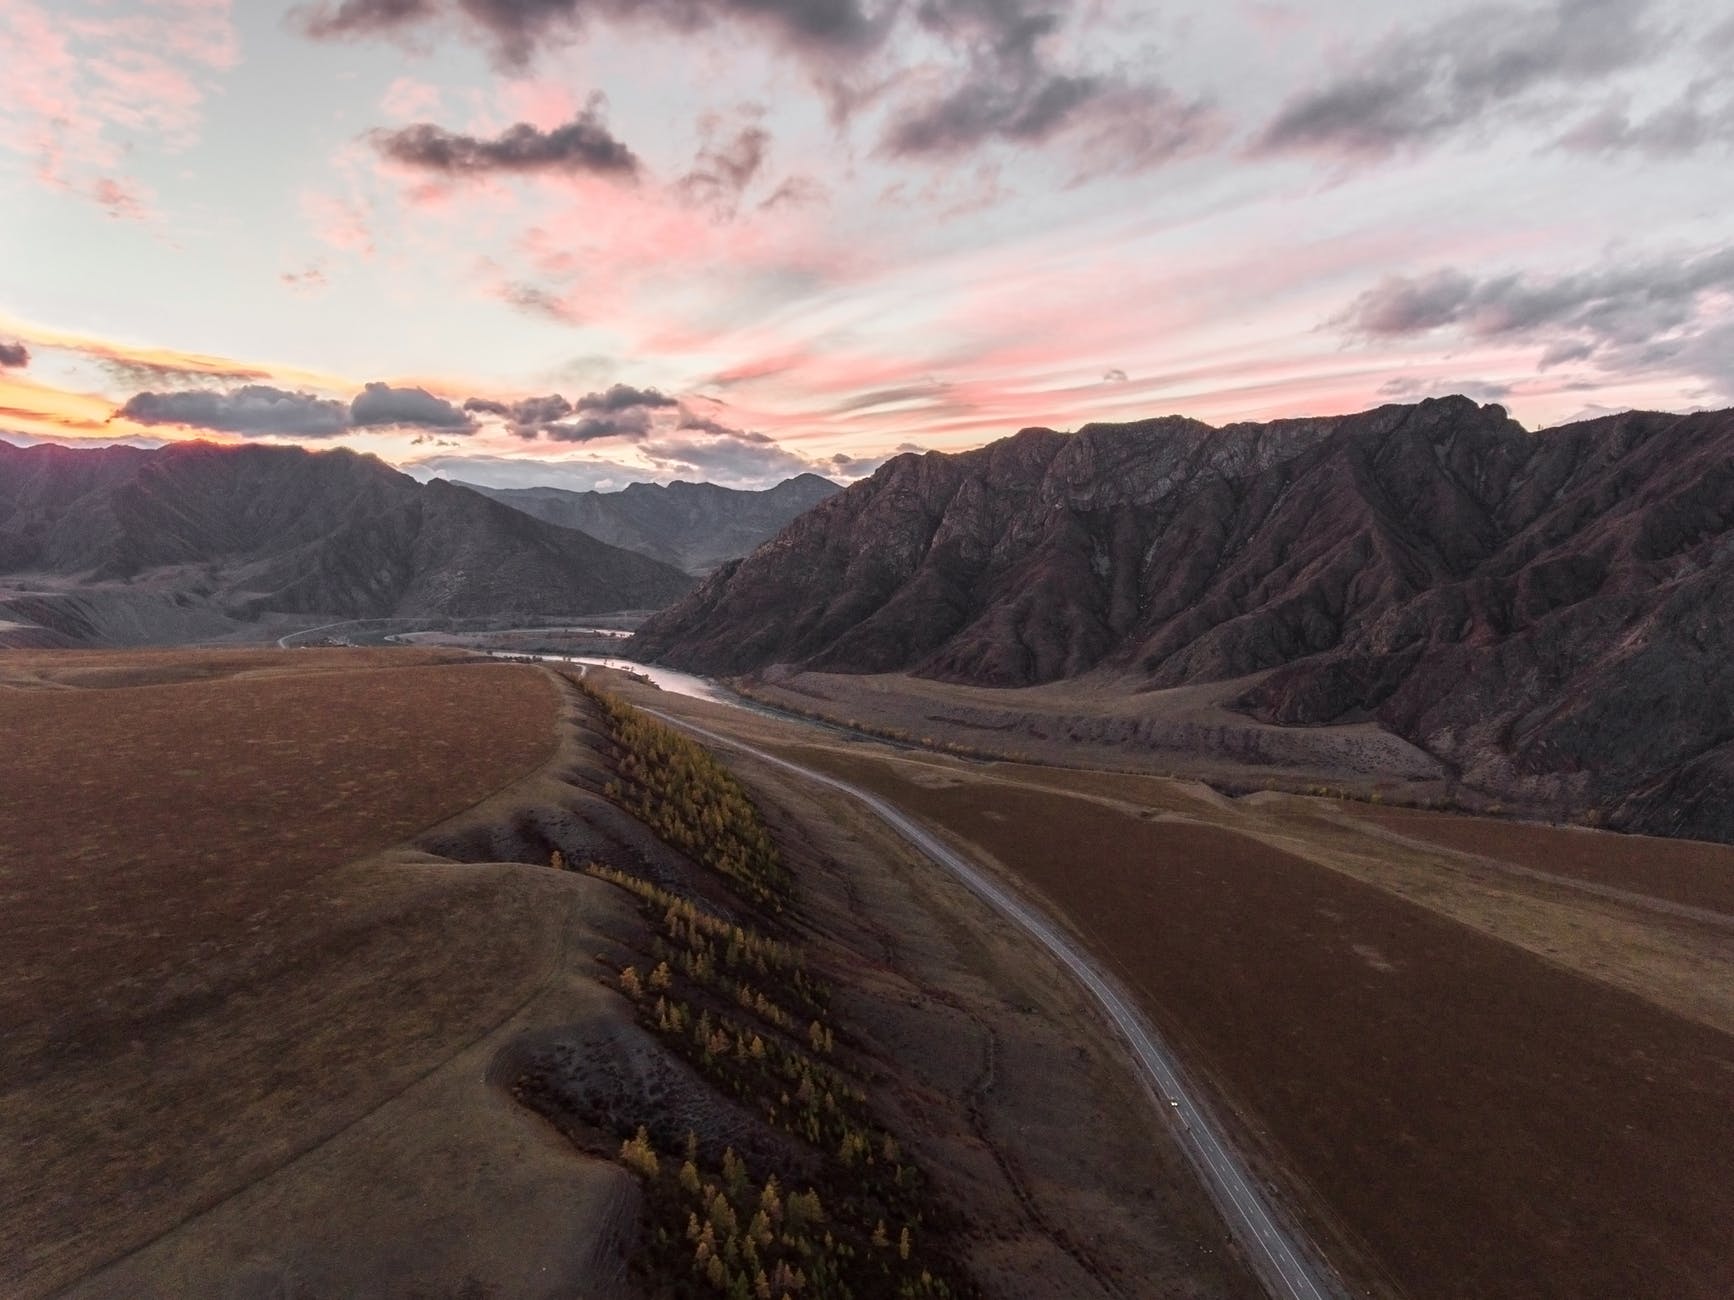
[644,707,1343,1300]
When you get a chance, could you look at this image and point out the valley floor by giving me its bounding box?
[2,649,1261,1299]
[621,676,1734,1300]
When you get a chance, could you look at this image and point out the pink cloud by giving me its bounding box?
[91,176,152,222]
[381,77,442,122]
[302,191,375,256]
[494,81,585,132]
[0,0,236,209]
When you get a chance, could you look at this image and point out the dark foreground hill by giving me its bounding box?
[0,439,693,645]
[463,473,839,574]
[634,397,1734,843]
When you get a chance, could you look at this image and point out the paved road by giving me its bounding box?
[644,706,1343,1300]
[276,619,362,648]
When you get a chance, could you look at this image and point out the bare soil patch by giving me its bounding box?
[792,749,1734,1300]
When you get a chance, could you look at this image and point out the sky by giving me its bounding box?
[1,0,1731,490]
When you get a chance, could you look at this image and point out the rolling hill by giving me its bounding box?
[633,396,1734,843]
[0,439,694,645]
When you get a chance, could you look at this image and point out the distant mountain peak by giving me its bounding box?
[0,440,693,644]
[468,473,841,575]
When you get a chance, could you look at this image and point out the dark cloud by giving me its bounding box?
[758,174,826,210]
[882,63,1212,170]
[1538,339,1598,368]
[1337,269,1477,335]
[296,0,879,68]
[465,392,575,437]
[463,393,664,439]
[676,408,740,437]
[576,383,678,412]
[349,381,473,429]
[1335,245,1734,398]
[295,0,436,40]
[542,407,654,442]
[117,385,353,437]
[874,0,1214,170]
[1256,0,1661,158]
[305,0,1193,172]
[887,70,1094,154]
[0,342,29,369]
[115,381,476,437]
[371,100,640,179]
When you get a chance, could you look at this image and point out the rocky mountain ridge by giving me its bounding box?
[634,397,1734,843]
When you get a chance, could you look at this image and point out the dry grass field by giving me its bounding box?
[1336,802,1734,915]
[795,751,1734,1300]
[0,648,555,1064]
[0,648,578,1297]
[5,652,1267,1300]
[612,678,1734,1300]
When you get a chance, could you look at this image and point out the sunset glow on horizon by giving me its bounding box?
[3,0,1731,489]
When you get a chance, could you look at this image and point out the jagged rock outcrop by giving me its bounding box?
[634,397,1734,843]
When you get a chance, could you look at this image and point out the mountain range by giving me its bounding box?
[634,396,1734,844]
[0,440,693,646]
[461,474,839,575]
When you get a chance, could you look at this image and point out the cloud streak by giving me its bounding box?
[1334,244,1734,397]
[1557,84,1734,157]
[1256,0,1661,158]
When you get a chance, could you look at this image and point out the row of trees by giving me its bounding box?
[573,686,972,1298]
[619,1125,954,1300]
[582,681,792,908]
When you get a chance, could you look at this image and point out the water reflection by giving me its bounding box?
[482,649,729,704]
[570,656,729,703]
